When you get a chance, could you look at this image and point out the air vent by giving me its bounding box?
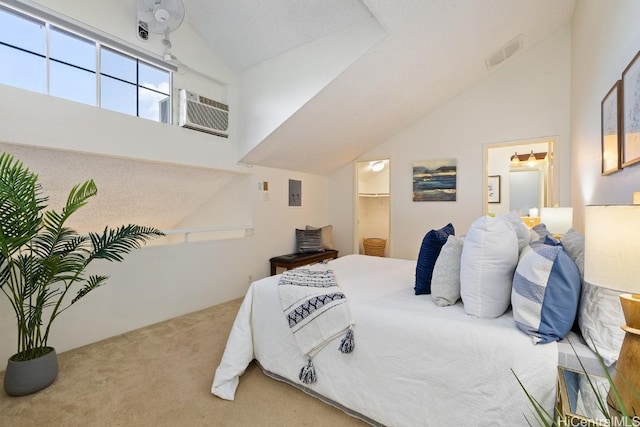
[485,34,523,71]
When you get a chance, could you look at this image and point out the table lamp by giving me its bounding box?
[540,207,573,237]
[584,205,640,420]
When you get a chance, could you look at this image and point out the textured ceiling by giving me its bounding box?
[185,0,576,175]
[0,143,237,233]
[184,0,373,72]
[1,1,576,233]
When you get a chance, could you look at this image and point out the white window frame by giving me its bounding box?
[0,0,175,123]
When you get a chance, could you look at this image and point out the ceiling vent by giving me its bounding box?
[485,34,523,71]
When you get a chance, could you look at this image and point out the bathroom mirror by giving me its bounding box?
[484,137,556,216]
[509,168,543,215]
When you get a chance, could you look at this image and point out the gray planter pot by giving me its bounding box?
[3,347,58,396]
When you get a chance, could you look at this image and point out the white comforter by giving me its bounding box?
[212,255,558,426]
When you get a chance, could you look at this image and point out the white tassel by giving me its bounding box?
[339,328,354,353]
[299,357,317,384]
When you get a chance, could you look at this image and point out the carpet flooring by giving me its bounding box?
[0,298,366,427]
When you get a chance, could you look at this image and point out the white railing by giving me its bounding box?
[159,225,255,244]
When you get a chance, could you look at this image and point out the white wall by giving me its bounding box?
[0,1,332,361]
[250,166,329,269]
[571,0,640,231]
[0,162,328,362]
[0,238,254,363]
[174,173,254,231]
[330,25,572,260]
[236,16,384,162]
[1,0,239,171]
[328,164,356,257]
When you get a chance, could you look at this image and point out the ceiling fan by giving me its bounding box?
[136,0,185,40]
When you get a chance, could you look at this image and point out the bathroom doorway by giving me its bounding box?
[355,159,390,256]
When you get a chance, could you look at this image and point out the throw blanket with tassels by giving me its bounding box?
[278,265,354,385]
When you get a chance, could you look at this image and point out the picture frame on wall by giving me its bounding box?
[601,80,622,175]
[622,50,640,167]
[412,159,457,202]
[487,175,501,204]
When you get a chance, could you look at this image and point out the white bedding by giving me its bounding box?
[212,255,558,426]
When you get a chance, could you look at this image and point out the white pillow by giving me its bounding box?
[431,235,464,307]
[460,215,519,318]
[562,229,624,366]
[503,210,530,252]
[579,281,624,366]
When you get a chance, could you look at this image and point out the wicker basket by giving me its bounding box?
[363,238,386,257]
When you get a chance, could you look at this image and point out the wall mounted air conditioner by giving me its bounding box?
[178,89,229,138]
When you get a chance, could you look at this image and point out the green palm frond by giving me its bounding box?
[72,275,109,304]
[513,368,556,426]
[32,226,90,260]
[0,153,46,257]
[64,180,97,214]
[89,225,164,262]
[42,180,96,234]
[0,152,163,358]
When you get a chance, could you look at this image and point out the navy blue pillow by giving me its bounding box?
[414,223,455,295]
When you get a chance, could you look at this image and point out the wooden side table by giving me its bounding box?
[269,249,339,275]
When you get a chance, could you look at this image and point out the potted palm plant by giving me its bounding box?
[0,152,164,396]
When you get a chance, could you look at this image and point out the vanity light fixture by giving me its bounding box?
[510,152,521,166]
[527,150,537,167]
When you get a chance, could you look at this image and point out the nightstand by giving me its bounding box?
[556,367,610,426]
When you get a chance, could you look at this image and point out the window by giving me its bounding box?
[100,47,170,122]
[50,27,96,106]
[0,4,172,124]
[0,7,46,93]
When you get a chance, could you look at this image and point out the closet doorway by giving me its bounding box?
[355,159,390,256]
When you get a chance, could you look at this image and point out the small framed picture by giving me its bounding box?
[601,80,622,175]
[622,50,640,167]
[487,175,500,204]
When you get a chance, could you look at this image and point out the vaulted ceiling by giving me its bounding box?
[1,1,577,233]
[184,0,576,175]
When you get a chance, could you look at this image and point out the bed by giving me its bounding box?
[212,254,559,426]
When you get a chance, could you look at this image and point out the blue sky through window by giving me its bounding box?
[0,5,171,123]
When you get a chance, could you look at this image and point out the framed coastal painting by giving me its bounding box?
[622,50,640,167]
[601,80,622,175]
[487,175,501,203]
[412,159,457,202]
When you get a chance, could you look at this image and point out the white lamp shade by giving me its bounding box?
[584,205,640,293]
[540,207,573,235]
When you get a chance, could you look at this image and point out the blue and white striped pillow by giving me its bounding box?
[511,243,581,344]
